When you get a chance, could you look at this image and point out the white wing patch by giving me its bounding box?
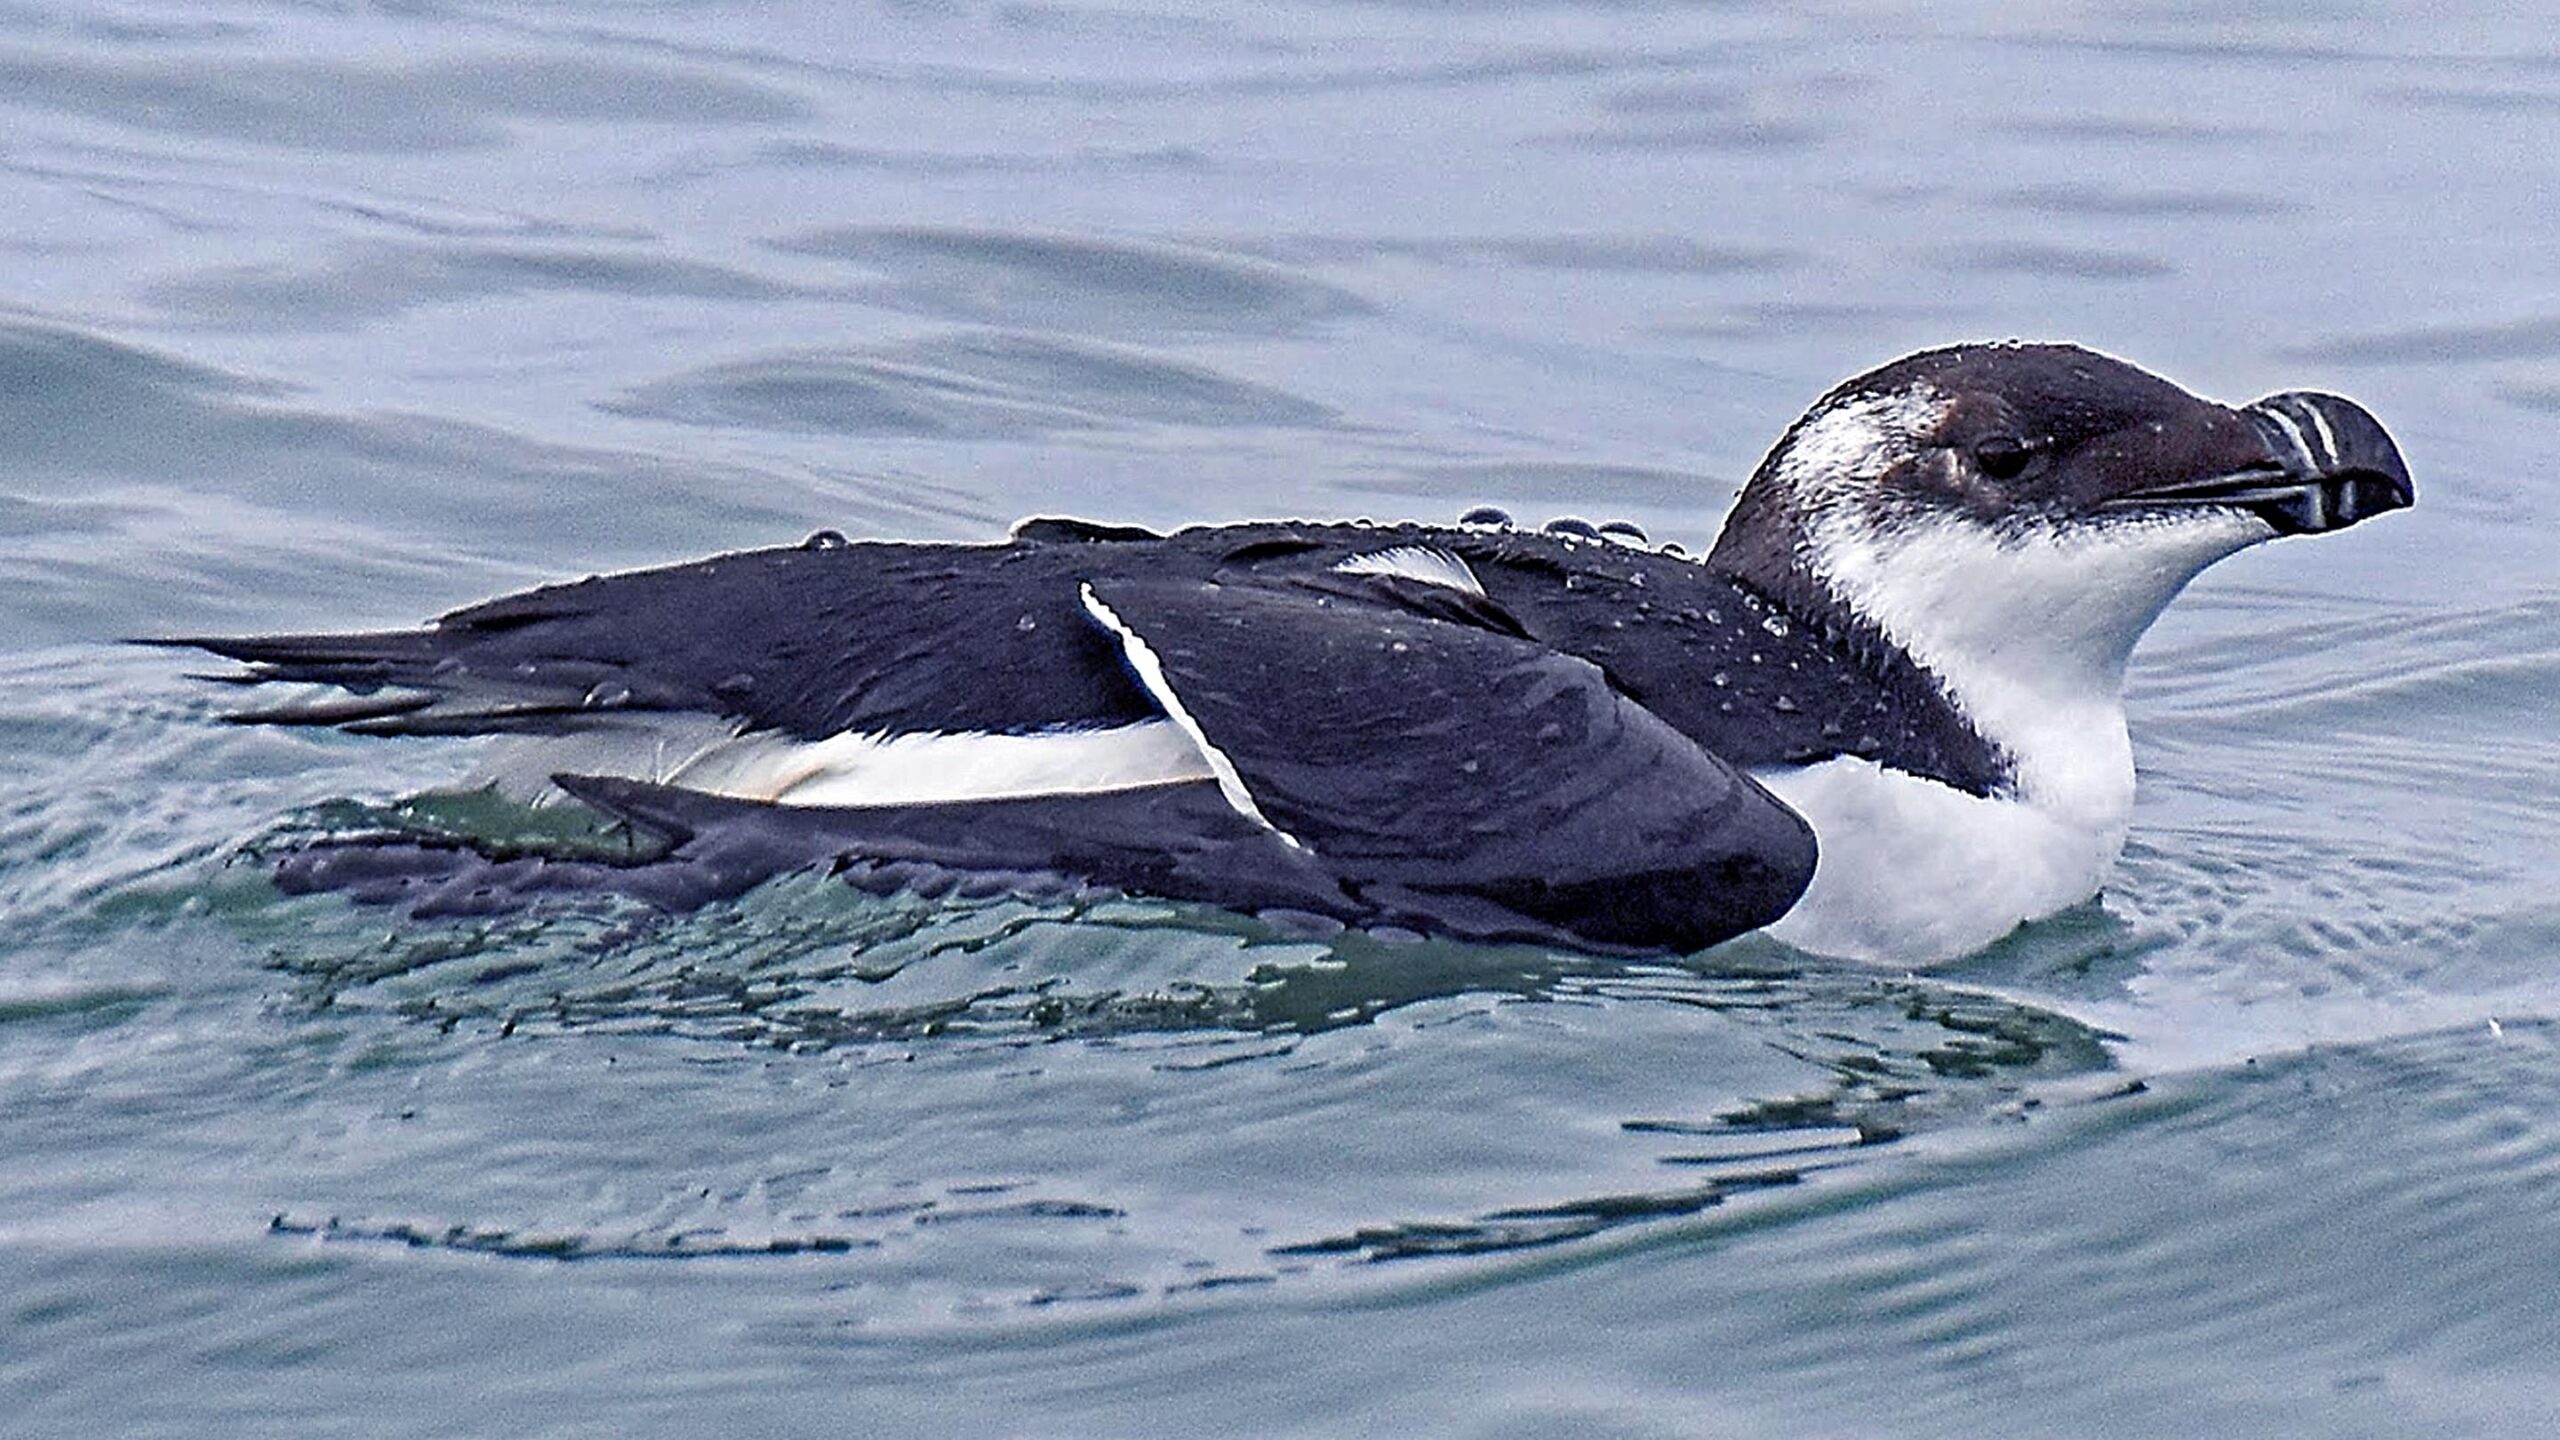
[1078,584,1306,849]
[1331,545,1485,597]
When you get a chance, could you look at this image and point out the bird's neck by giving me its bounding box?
[1790,510,2271,824]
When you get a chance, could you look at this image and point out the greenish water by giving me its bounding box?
[4,3,2557,1436]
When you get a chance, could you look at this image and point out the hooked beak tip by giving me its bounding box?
[2238,391,2413,535]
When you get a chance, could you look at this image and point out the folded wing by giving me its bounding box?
[1077,575,1815,951]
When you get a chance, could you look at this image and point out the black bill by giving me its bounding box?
[2110,391,2414,535]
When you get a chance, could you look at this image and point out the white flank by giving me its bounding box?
[1332,546,1486,596]
[467,715,740,804]
[668,721,1212,806]
[1078,584,1305,849]
[472,714,1214,808]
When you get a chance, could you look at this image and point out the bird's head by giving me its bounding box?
[1707,341,2413,703]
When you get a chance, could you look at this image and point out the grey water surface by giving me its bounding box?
[4,3,2558,1437]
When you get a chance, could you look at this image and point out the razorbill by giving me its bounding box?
[169,342,2412,964]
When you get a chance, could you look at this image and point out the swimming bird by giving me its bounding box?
[171,342,2411,964]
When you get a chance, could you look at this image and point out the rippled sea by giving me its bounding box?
[5,3,2558,1436]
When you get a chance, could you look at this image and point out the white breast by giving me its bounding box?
[1751,757,2129,965]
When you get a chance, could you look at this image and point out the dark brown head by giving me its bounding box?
[1702,342,2412,743]
[1710,342,2409,590]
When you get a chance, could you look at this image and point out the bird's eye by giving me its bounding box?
[1971,435,2037,480]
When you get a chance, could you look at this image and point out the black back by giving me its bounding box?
[188,518,2007,796]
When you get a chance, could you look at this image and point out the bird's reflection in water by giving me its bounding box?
[242,824,2123,1268]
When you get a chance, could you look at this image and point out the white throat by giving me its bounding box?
[1756,502,2268,965]
[1807,508,2266,815]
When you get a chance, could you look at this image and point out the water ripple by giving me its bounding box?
[2288,315,2560,365]
[771,226,1373,341]
[1263,233,1794,276]
[1981,182,2301,220]
[0,49,806,152]
[612,331,1340,439]
[1930,242,2178,281]
[147,243,819,331]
